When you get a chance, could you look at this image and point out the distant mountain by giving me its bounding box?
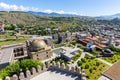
[95,13,120,20]
[27,11,79,17]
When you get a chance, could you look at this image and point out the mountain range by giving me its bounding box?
[95,13,120,20]
[27,11,79,17]
[27,11,120,19]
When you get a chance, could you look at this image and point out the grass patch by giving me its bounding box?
[77,54,109,80]
[72,50,82,62]
[0,34,29,48]
[102,52,120,63]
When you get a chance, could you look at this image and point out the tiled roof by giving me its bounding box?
[103,60,120,80]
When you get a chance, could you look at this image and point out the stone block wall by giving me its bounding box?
[5,61,86,80]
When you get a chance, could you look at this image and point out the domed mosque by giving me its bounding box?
[26,38,53,61]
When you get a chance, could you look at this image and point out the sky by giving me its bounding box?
[0,0,120,16]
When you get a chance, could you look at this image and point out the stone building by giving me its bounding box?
[27,39,53,60]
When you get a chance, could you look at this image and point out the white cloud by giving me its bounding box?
[42,9,78,15]
[0,2,39,11]
[0,2,79,15]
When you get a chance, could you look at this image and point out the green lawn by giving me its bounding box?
[72,50,82,62]
[102,52,120,63]
[0,39,28,47]
[77,54,109,80]
[0,34,30,48]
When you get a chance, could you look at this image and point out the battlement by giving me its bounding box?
[5,61,86,80]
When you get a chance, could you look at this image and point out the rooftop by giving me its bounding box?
[60,47,79,58]
[103,60,120,80]
[0,44,25,64]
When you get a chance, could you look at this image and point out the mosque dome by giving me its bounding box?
[30,39,46,50]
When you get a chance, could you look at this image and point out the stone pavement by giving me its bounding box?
[30,69,81,80]
[98,76,111,80]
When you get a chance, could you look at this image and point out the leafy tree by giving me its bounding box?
[20,59,42,72]
[77,60,82,66]
[85,64,89,69]
[5,62,20,76]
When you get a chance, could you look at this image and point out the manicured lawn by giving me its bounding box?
[102,52,120,63]
[77,54,109,80]
[72,50,82,62]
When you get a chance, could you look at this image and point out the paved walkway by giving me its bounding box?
[70,51,86,67]
[31,69,81,80]
[98,76,111,80]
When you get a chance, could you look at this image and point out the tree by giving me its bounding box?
[77,60,82,66]
[5,62,20,76]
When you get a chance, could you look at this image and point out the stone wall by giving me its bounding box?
[5,61,86,80]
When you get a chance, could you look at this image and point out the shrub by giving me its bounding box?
[96,62,100,66]
[89,68,93,73]
[85,64,89,69]
[5,62,20,76]
[81,58,86,63]
[77,60,82,66]
[0,59,42,80]
[109,46,118,52]
[20,59,42,72]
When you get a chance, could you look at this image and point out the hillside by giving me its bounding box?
[0,11,120,28]
[0,11,37,25]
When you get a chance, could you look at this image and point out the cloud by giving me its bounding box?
[42,9,78,15]
[0,2,79,15]
[0,2,39,11]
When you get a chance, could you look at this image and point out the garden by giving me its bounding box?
[102,52,120,63]
[77,54,109,80]
[0,59,42,80]
[72,50,82,62]
[102,46,120,63]
[50,57,70,66]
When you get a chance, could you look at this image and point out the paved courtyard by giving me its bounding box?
[31,69,81,80]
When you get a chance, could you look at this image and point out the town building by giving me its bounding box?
[0,24,4,32]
